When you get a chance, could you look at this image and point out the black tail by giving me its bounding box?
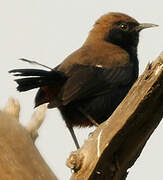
[9,68,66,92]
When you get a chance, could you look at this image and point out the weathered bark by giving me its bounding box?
[67,52,163,180]
[0,98,58,180]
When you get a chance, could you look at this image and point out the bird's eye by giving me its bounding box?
[120,23,128,31]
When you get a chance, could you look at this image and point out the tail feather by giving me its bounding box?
[9,69,51,77]
[15,77,48,91]
[9,68,66,92]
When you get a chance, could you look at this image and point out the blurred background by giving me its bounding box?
[0,0,163,179]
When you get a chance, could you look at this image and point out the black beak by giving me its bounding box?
[136,23,158,32]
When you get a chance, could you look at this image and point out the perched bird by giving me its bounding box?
[9,12,157,149]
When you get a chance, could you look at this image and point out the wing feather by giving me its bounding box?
[60,63,134,105]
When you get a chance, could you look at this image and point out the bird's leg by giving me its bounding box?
[78,107,100,127]
[67,124,80,149]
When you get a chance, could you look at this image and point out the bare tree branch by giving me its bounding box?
[3,97,20,121]
[0,99,58,180]
[26,104,47,141]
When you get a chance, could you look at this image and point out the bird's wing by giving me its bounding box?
[60,63,134,105]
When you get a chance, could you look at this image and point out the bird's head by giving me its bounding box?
[87,12,158,52]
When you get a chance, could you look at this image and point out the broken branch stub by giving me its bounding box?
[26,104,47,141]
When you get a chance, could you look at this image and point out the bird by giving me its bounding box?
[9,12,158,149]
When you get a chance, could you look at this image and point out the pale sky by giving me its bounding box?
[1,0,163,179]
